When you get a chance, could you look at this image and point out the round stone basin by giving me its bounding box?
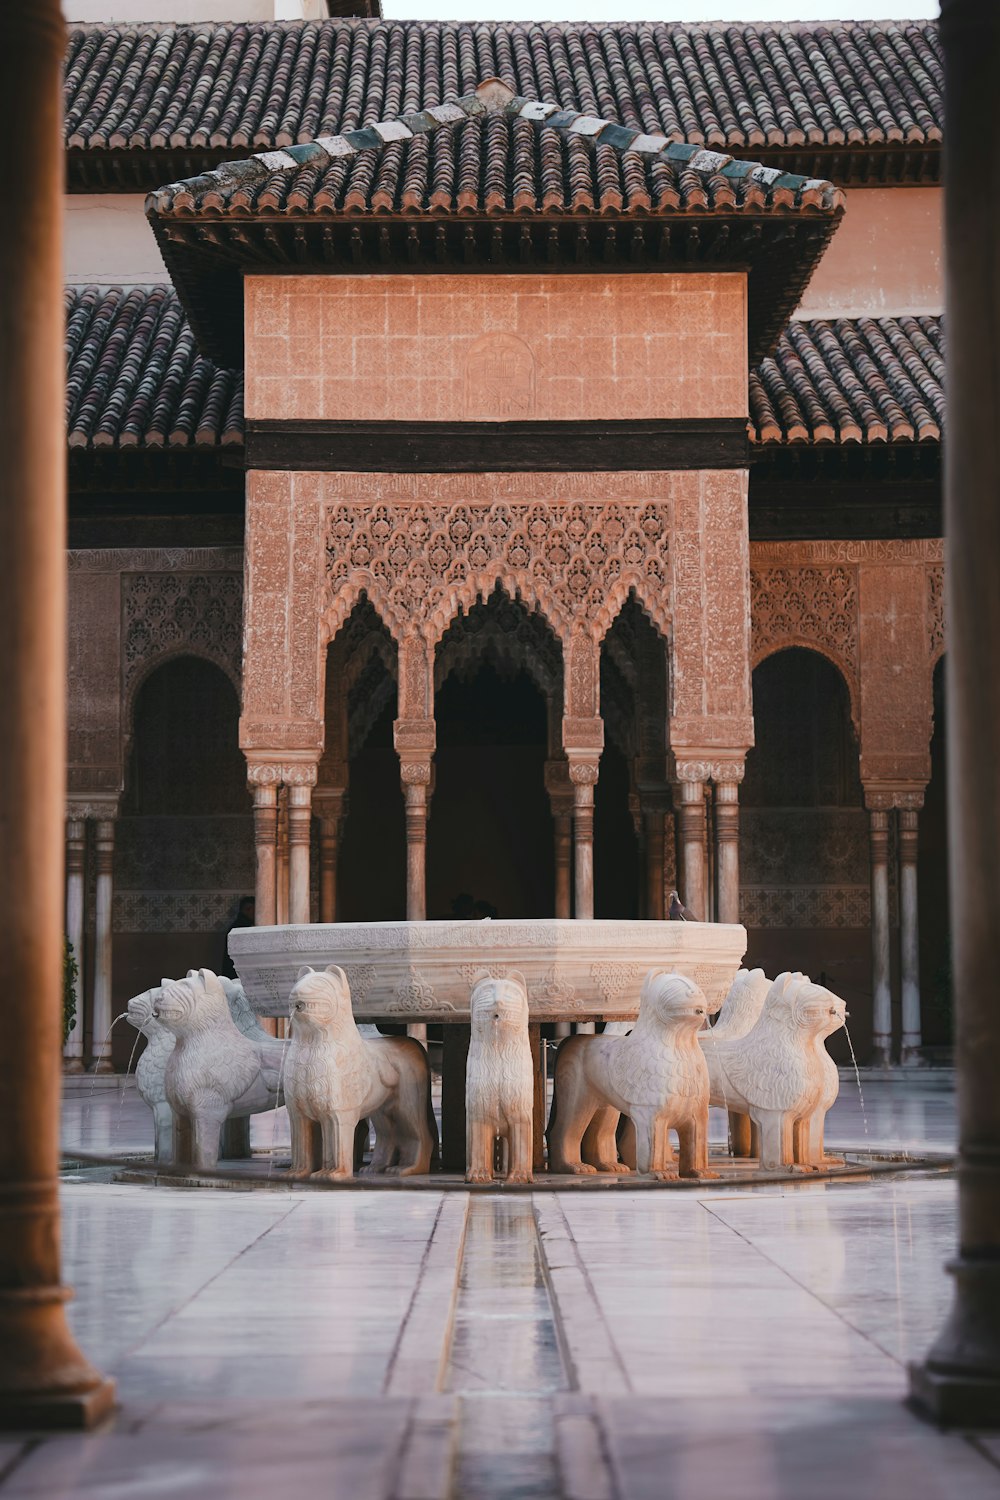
[228,919,748,1024]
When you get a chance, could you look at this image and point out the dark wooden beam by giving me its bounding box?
[244,417,751,473]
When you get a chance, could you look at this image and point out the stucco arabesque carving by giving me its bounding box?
[321,497,672,654]
[750,565,860,722]
[121,571,243,704]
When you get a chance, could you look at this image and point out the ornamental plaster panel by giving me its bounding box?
[242,469,754,764]
[121,571,243,709]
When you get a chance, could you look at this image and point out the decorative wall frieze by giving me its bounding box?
[66,796,120,822]
[68,547,244,573]
[750,539,943,566]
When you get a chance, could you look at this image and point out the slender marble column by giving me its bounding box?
[570,769,597,921]
[714,781,741,925]
[0,0,114,1427]
[317,814,339,923]
[287,784,313,927]
[403,779,428,922]
[252,784,278,928]
[898,808,923,1066]
[275,787,289,926]
[911,0,1000,1425]
[868,809,892,1066]
[677,780,707,922]
[63,819,86,1073]
[90,820,115,1074]
[644,811,665,921]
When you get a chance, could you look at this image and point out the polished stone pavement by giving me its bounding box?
[0,1078,993,1498]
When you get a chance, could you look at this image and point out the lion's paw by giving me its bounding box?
[506,1170,533,1185]
[466,1169,494,1184]
[312,1167,352,1182]
[594,1161,631,1175]
[648,1169,679,1182]
[680,1167,720,1180]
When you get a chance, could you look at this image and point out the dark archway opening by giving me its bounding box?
[428,663,553,919]
[331,601,405,922]
[919,656,951,1052]
[742,647,865,1060]
[595,597,666,919]
[113,656,251,1060]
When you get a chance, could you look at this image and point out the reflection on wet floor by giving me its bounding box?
[444,1197,567,1499]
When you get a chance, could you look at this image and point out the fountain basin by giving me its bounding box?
[228,919,747,1023]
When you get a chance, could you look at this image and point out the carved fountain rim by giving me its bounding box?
[229,918,748,1022]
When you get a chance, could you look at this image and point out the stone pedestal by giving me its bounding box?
[0,0,114,1428]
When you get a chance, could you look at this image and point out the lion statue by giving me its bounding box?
[284,965,436,1182]
[702,972,846,1170]
[465,974,534,1185]
[548,971,717,1180]
[153,968,285,1171]
[705,968,786,1156]
[126,975,282,1164]
[127,988,183,1165]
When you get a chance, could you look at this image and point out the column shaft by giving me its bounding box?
[868,810,892,1066]
[90,821,115,1074]
[677,781,707,921]
[911,1,1000,1424]
[275,787,289,925]
[715,782,741,925]
[318,818,338,924]
[554,812,572,920]
[63,819,86,1072]
[287,784,312,927]
[0,0,114,1426]
[899,809,922,1065]
[572,781,595,921]
[404,782,428,922]
[252,785,278,927]
[644,812,665,921]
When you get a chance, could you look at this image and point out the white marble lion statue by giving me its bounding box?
[704,967,784,1156]
[702,972,846,1170]
[127,988,182,1165]
[153,968,285,1171]
[284,965,436,1182]
[126,975,279,1164]
[548,971,717,1180]
[465,974,534,1185]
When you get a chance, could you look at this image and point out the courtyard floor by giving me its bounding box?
[0,1078,992,1499]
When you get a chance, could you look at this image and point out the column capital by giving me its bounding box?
[313,786,348,822]
[246,754,319,788]
[65,796,119,822]
[671,754,745,785]
[863,781,926,811]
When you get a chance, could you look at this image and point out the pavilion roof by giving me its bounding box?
[144,78,845,367]
[65,284,942,457]
[65,19,942,191]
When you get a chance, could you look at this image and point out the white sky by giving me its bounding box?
[383,2,937,24]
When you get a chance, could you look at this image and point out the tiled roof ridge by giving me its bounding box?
[67,18,936,36]
[146,76,844,218]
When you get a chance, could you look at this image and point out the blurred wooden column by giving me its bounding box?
[0,0,115,1427]
[910,0,1000,1426]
